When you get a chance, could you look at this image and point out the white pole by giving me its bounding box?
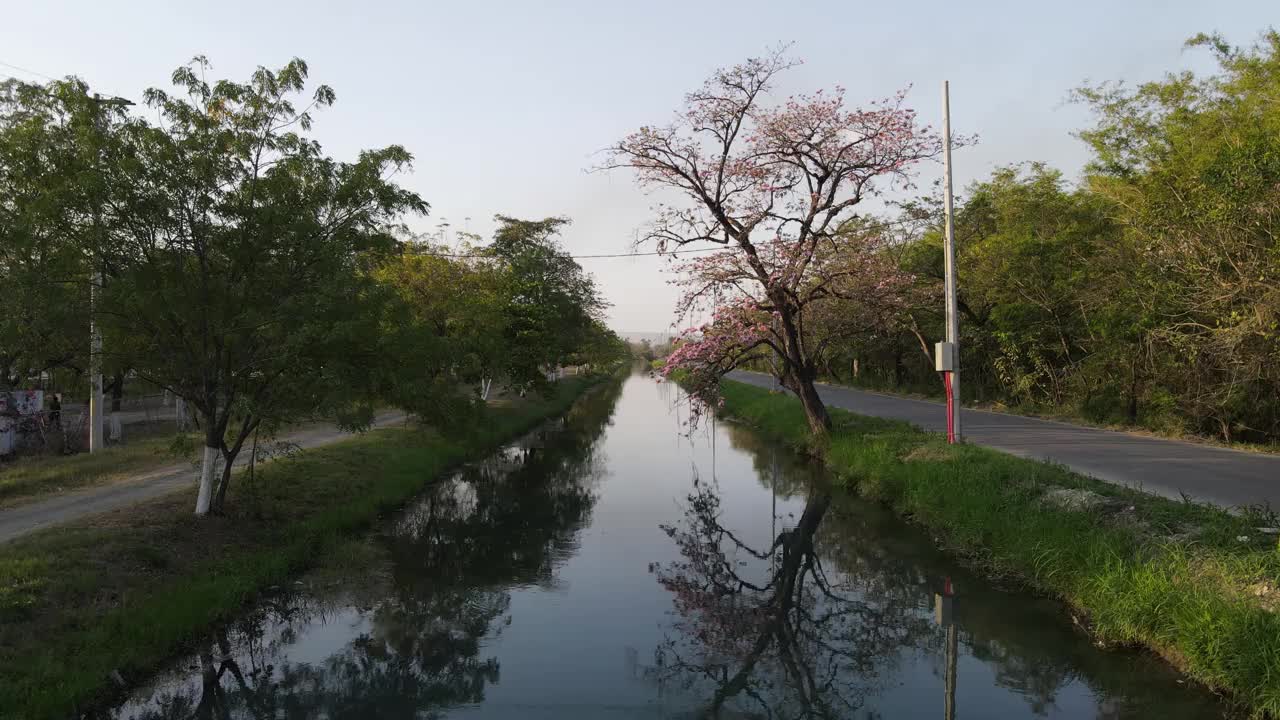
[941,81,962,441]
[89,269,104,452]
[86,93,133,453]
[89,94,107,453]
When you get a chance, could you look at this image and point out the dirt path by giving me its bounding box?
[0,411,407,544]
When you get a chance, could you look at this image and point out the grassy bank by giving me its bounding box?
[0,374,611,720]
[719,379,1280,718]
[0,424,194,509]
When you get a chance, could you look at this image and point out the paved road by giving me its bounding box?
[728,371,1280,509]
[0,411,407,544]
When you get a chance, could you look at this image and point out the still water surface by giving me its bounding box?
[103,371,1232,718]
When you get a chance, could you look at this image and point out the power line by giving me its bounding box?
[418,246,728,260]
[0,59,59,83]
[417,216,929,260]
[0,59,132,103]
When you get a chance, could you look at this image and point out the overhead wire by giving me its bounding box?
[415,216,931,260]
[0,59,59,83]
[0,58,133,103]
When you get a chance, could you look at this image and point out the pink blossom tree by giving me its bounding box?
[608,51,943,434]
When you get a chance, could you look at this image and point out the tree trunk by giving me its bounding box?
[213,452,236,511]
[796,376,832,435]
[108,373,124,412]
[196,648,218,716]
[195,444,218,515]
[212,420,259,512]
[1126,353,1141,424]
[195,406,228,516]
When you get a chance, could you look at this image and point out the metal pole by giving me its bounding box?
[941,81,962,442]
[771,447,778,574]
[944,622,958,720]
[935,577,958,720]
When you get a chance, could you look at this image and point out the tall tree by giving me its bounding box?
[375,243,509,407]
[486,215,606,390]
[608,51,943,434]
[0,79,100,390]
[102,57,427,514]
[1077,31,1280,441]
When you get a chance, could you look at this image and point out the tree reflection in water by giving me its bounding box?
[654,468,934,719]
[674,424,1238,720]
[102,382,619,720]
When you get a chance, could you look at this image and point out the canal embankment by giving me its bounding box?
[0,372,617,720]
[718,378,1280,718]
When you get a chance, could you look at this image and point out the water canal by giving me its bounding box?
[100,370,1233,719]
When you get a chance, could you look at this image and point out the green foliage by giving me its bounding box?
[101,57,426,459]
[0,58,619,518]
[1075,31,1280,441]
[373,215,618,415]
[0,79,99,387]
[487,215,608,389]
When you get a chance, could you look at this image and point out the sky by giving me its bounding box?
[0,1,1272,334]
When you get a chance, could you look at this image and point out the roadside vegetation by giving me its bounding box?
[0,373,614,720]
[718,379,1280,718]
[634,32,1280,449]
[867,34,1280,446]
[1,57,626,515]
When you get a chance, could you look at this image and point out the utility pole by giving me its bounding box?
[937,81,962,443]
[88,93,133,453]
[935,577,958,720]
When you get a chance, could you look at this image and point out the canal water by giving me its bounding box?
[101,370,1233,719]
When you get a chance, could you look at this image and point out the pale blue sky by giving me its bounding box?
[0,1,1271,332]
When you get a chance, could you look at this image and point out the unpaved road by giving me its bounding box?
[0,411,407,544]
[727,371,1280,510]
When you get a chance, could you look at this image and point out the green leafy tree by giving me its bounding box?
[486,215,607,390]
[0,79,97,390]
[102,57,426,514]
[1077,31,1280,441]
[940,164,1114,407]
[375,243,509,411]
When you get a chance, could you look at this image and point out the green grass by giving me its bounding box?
[0,375,611,720]
[0,423,193,508]
[718,379,1280,718]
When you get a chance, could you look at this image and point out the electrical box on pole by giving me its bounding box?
[934,342,956,373]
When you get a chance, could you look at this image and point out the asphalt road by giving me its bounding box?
[0,411,407,544]
[727,371,1280,510]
